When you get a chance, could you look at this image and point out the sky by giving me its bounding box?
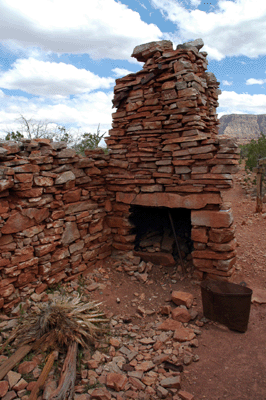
[0,0,266,142]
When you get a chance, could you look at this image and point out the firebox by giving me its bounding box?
[129,205,193,265]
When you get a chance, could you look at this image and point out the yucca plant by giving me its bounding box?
[15,295,108,350]
[7,295,109,400]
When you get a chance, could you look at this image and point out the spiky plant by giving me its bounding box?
[15,295,108,351]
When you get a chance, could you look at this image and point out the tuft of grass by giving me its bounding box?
[77,348,84,372]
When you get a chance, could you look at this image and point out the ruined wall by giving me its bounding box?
[106,39,240,280]
[0,139,113,311]
[0,39,241,310]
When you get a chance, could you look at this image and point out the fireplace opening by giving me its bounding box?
[129,205,193,265]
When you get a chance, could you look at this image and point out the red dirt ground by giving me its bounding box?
[90,165,266,400]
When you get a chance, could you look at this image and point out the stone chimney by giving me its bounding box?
[106,39,239,280]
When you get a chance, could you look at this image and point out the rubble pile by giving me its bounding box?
[106,39,240,280]
[0,140,112,311]
[0,280,200,400]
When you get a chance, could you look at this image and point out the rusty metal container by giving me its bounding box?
[200,280,252,332]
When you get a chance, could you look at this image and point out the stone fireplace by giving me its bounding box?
[106,38,239,280]
[129,205,192,267]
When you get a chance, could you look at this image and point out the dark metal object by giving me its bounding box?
[200,280,253,333]
[167,210,185,275]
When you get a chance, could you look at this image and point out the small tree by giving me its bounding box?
[5,131,24,141]
[4,115,107,154]
[239,133,266,172]
[5,115,72,142]
[72,124,106,155]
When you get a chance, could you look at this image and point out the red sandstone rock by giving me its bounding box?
[12,378,27,392]
[35,243,57,257]
[192,249,236,260]
[1,284,15,297]
[17,188,43,198]
[191,209,233,228]
[209,226,235,243]
[11,247,34,264]
[178,390,195,400]
[120,192,222,209]
[22,207,50,223]
[18,360,37,374]
[207,239,237,252]
[35,283,48,294]
[157,319,182,331]
[63,189,81,203]
[1,390,16,400]
[61,222,80,245]
[90,388,112,400]
[0,201,9,213]
[106,373,128,391]
[160,375,181,389]
[34,176,54,186]
[135,361,155,372]
[17,272,36,286]
[171,291,194,308]
[133,251,175,266]
[2,212,35,234]
[172,307,191,323]
[0,381,9,397]
[0,234,13,246]
[173,327,196,342]
[191,227,208,243]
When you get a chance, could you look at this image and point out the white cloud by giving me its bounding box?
[0,90,113,139]
[246,78,266,85]
[0,58,115,97]
[218,90,266,115]
[222,80,233,86]
[150,0,266,60]
[112,67,134,77]
[0,0,162,60]
[190,0,201,6]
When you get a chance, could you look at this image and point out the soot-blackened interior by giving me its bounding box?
[129,206,193,261]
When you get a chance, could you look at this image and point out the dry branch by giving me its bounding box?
[48,342,78,400]
[28,351,57,400]
[0,345,32,380]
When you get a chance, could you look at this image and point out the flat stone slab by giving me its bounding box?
[252,288,266,304]
[133,251,176,266]
[131,40,173,62]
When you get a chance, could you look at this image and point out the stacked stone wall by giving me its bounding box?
[0,139,113,311]
[0,39,241,310]
[106,39,240,280]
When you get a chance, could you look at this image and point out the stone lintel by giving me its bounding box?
[116,192,222,209]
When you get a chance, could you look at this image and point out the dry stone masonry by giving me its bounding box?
[0,140,112,311]
[106,39,239,280]
[0,39,240,310]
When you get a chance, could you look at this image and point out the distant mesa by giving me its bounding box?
[218,114,266,140]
